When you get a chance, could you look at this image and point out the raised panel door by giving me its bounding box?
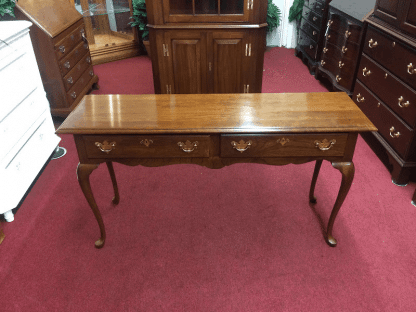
[400,0,416,36]
[164,31,207,94]
[373,0,401,27]
[209,31,247,93]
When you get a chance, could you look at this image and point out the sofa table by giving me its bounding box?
[56,92,376,248]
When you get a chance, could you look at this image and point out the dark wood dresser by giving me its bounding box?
[15,0,99,117]
[295,0,332,74]
[352,0,416,185]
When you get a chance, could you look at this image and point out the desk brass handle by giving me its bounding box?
[342,46,348,54]
[398,96,410,108]
[407,63,416,75]
[345,31,351,38]
[336,75,342,82]
[231,140,252,153]
[362,67,371,76]
[339,61,344,68]
[315,139,336,151]
[389,127,400,138]
[368,39,378,48]
[178,140,198,153]
[356,93,365,103]
[323,47,328,53]
[95,141,116,154]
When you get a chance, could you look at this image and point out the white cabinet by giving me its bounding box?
[0,21,61,222]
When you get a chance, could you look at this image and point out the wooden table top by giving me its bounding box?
[56,93,377,134]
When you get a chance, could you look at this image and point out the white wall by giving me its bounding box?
[266,0,298,48]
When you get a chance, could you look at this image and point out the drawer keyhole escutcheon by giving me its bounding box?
[140,139,153,147]
[398,96,410,108]
[95,141,116,154]
[178,140,198,153]
[389,127,400,138]
[407,63,416,75]
[231,140,252,153]
[315,139,336,151]
[277,138,289,146]
[356,93,365,103]
[362,67,371,76]
[368,39,378,48]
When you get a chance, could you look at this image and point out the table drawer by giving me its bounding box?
[59,41,91,77]
[353,81,414,159]
[83,135,211,158]
[358,54,416,128]
[220,134,348,157]
[363,26,416,91]
[54,23,85,61]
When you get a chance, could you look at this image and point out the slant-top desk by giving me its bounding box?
[57,93,376,248]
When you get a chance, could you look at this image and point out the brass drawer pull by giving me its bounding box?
[368,39,378,48]
[309,45,314,50]
[86,56,91,64]
[321,60,325,66]
[326,34,331,39]
[89,70,94,76]
[67,77,73,84]
[323,47,328,53]
[336,75,341,82]
[341,46,348,54]
[345,31,351,38]
[398,96,410,108]
[389,127,400,138]
[140,139,153,147]
[231,140,252,153]
[81,31,88,44]
[178,140,198,153]
[95,141,116,154]
[313,17,317,21]
[327,20,333,27]
[407,63,416,75]
[339,61,344,68]
[313,31,317,35]
[362,67,371,76]
[314,139,336,151]
[71,92,77,99]
[356,93,365,103]
[59,45,65,53]
[64,61,71,69]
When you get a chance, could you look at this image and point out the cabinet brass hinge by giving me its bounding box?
[163,44,169,57]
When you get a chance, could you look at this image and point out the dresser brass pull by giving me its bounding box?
[86,56,91,64]
[368,39,378,48]
[313,17,317,21]
[64,61,71,69]
[327,20,333,26]
[345,31,351,38]
[314,139,336,151]
[398,96,410,108]
[385,73,388,79]
[339,61,344,68]
[67,77,73,84]
[389,127,400,138]
[327,34,331,39]
[309,45,314,50]
[71,92,77,99]
[81,31,88,44]
[59,45,65,53]
[231,140,252,153]
[341,46,348,54]
[140,139,153,147]
[356,93,365,103]
[95,141,116,154]
[336,75,341,82]
[323,47,328,53]
[362,67,371,76]
[313,31,317,35]
[178,140,198,153]
[407,63,416,75]
[89,70,94,76]
[321,60,325,66]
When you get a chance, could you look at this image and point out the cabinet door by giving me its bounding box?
[373,0,401,27]
[209,31,249,93]
[164,31,207,94]
[399,0,416,36]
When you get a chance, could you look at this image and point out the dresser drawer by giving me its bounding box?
[220,134,348,158]
[358,54,416,128]
[83,135,211,158]
[54,23,85,61]
[323,34,360,62]
[326,14,361,45]
[299,30,318,60]
[320,53,355,91]
[363,26,416,90]
[300,18,319,42]
[66,66,95,106]
[353,81,414,159]
[305,0,325,16]
[63,52,90,91]
[303,6,323,29]
[59,41,91,77]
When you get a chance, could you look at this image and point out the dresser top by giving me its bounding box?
[0,21,32,44]
[57,93,377,134]
[330,0,375,21]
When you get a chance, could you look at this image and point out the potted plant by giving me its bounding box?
[267,0,282,33]
[0,0,17,20]
[130,0,150,57]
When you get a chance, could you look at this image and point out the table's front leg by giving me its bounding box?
[77,163,106,248]
[106,161,120,205]
[327,162,355,247]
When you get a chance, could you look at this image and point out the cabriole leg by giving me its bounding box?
[309,159,323,203]
[106,161,120,205]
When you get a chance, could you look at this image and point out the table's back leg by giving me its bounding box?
[77,163,106,248]
[327,162,355,247]
[309,159,323,203]
[106,161,120,205]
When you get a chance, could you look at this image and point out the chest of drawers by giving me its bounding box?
[353,21,416,185]
[15,0,99,117]
[0,21,61,222]
[316,5,364,95]
[295,0,331,74]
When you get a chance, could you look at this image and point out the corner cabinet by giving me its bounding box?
[146,0,268,94]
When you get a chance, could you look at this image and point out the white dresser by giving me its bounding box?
[0,21,61,222]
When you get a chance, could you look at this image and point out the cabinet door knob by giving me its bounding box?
[407,63,416,75]
[356,93,365,103]
[362,67,372,76]
[389,127,400,138]
[398,96,410,108]
[368,39,378,48]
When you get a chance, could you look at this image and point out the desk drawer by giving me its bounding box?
[83,135,211,158]
[220,134,348,157]
[54,23,85,61]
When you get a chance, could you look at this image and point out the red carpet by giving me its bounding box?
[1,47,416,311]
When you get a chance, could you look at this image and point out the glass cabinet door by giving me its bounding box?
[164,0,250,23]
